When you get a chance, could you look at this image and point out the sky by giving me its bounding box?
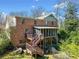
[0,0,59,14]
[0,0,79,16]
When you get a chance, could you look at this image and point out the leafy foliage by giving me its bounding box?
[64,19,78,32]
[64,1,79,32]
[59,1,79,59]
[0,30,13,55]
[58,29,69,41]
[60,42,79,59]
[65,2,77,19]
[68,31,79,45]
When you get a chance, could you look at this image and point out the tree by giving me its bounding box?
[65,2,77,19]
[58,29,69,41]
[64,2,78,32]
[9,11,28,17]
[64,19,78,32]
[59,1,79,58]
[31,7,47,18]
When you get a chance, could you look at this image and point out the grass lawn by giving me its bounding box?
[0,51,54,59]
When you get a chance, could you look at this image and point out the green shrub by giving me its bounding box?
[68,31,79,45]
[60,41,79,59]
[0,30,13,55]
[58,29,69,41]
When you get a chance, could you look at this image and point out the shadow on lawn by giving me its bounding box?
[34,55,49,59]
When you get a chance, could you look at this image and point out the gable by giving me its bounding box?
[45,14,57,21]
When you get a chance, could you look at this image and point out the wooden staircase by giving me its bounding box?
[26,30,44,56]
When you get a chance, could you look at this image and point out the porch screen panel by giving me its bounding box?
[41,29,44,37]
[45,29,48,37]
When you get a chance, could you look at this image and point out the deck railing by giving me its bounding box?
[25,30,44,56]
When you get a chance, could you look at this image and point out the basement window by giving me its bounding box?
[25,28,28,32]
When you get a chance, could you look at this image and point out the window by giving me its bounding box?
[19,17,25,24]
[45,20,48,25]
[34,20,36,25]
[22,18,25,24]
[24,28,28,38]
[52,21,54,25]
[25,28,28,32]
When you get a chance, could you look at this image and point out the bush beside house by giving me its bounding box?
[0,30,14,55]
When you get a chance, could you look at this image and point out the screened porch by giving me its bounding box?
[34,26,58,38]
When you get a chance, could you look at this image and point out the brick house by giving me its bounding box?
[11,13,58,45]
[10,13,58,55]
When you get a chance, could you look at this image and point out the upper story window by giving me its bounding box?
[52,21,54,25]
[22,18,25,24]
[45,20,48,25]
[34,20,36,25]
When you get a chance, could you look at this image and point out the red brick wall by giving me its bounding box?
[35,19,46,26]
[11,17,35,47]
